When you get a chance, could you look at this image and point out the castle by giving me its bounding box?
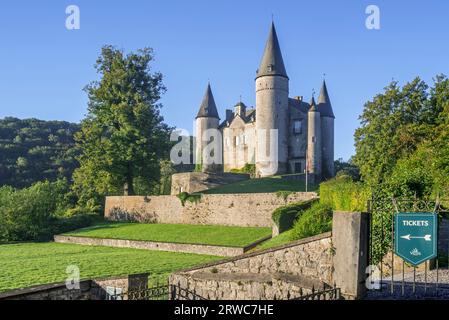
[195,22,335,180]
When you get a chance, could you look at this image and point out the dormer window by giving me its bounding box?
[267,64,274,72]
[293,120,302,134]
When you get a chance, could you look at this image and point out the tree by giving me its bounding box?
[0,117,80,188]
[353,75,449,197]
[73,46,171,207]
[354,77,439,187]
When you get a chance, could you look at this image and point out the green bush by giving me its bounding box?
[271,200,315,233]
[177,192,201,206]
[289,203,333,240]
[0,179,99,242]
[319,175,370,212]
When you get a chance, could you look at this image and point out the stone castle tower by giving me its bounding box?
[194,22,335,181]
[195,83,222,173]
[255,22,290,177]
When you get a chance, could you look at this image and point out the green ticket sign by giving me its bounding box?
[395,213,438,266]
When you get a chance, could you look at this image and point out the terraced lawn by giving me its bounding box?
[252,230,295,251]
[0,242,221,293]
[201,175,318,194]
[64,223,272,247]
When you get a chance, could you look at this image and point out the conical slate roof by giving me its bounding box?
[196,83,220,119]
[317,80,335,118]
[309,96,318,112]
[256,22,288,79]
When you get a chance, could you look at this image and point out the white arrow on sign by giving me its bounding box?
[401,234,432,241]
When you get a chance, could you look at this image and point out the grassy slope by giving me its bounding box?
[252,230,295,251]
[0,242,221,293]
[201,175,317,194]
[64,223,272,248]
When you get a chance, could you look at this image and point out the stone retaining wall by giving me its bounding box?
[105,192,318,228]
[54,235,271,257]
[169,232,334,299]
[0,274,149,300]
[171,272,321,300]
[169,212,370,300]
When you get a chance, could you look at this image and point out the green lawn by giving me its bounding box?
[252,229,295,251]
[0,242,221,293]
[64,223,272,248]
[202,175,317,194]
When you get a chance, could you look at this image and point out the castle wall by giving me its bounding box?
[321,117,335,179]
[255,76,289,177]
[104,192,318,228]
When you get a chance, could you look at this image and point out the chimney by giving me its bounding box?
[225,109,233,122]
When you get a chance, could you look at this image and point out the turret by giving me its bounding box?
[317,80,335,179]
[195,83,222,173]
[307,96,322,177]
[255,22,289,177]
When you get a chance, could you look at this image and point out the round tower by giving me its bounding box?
[255,22,289,177]
[195,83,221,173]
[307,96,322,178]
[317,80,335,179]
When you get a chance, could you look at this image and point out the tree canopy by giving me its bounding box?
[353,74,449,197]
[73,46,172,208]
[0,117,79,188]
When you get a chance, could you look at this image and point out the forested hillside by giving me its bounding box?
[0,117,80,188]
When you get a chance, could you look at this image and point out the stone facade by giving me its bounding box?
[170,172,250,195]
[105,192,318,228]
[54,235,271,257]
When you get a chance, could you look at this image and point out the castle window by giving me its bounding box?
[293,120,302,134]
[235,136,240,146]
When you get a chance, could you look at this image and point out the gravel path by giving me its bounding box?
[365,269,449,300]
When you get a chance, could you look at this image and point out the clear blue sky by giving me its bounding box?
[0,0,448,160]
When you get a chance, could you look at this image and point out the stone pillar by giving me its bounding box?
[332,211,369,300]
[128,273,149,291]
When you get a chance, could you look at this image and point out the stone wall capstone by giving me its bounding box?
[54,235,271,257]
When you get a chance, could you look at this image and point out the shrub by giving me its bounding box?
[289,203,333,240]
[275,190,293,202]
[271,200,315,233]
[319,175,370,212]
[0,179,99,242]
[230,163,256,178]
[177,192,201,206]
